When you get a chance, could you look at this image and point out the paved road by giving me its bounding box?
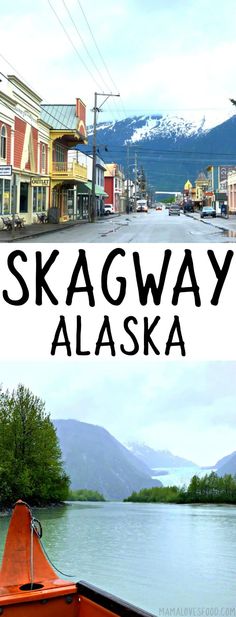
[22,208,236,243]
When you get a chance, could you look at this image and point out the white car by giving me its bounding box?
[103,204,114,215]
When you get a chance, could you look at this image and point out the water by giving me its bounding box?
[1,501,236,614]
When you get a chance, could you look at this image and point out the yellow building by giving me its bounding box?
[184,180,192,192]
[194,172,208,207]
[41,99,87,221]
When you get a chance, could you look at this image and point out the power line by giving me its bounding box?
[91,145,236,157]
[47,0,104,91]
[62,0,111,93]
[76,0,128,120]
[61,0,118,124]
[76,0,119,94]
[47,0,120,125]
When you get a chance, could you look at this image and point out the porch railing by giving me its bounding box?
[52,161,87,180]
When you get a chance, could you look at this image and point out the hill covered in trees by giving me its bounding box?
[125,473,236,505]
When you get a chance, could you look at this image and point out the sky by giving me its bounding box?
[0,0,236,127]
[0,361,235,467]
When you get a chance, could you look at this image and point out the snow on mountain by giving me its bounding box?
[127,114,206,143]
[81,111,236,192]
[87,114,211,143]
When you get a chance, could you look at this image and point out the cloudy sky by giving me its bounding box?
[0,361,235,466]
[0,0,236,127]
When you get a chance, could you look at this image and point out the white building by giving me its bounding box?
[68,149,107,218]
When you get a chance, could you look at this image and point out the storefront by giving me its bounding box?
[30,177,50,221]
[0,178,11,215]
[76,181,108,219]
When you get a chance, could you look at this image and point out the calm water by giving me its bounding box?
[0,502,236,614]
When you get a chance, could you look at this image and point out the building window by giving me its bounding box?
[0,179,11,214]
[42,144,46,173]
[55,144,65,162]
[33,186,47,212]
[0,125,6,159]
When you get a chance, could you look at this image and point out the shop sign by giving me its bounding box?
[31,177,50,187]
[0,165,12,177]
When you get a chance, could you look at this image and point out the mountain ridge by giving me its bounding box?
[127,442,198,469]
[53,419,162,500]
[84,113,236,192]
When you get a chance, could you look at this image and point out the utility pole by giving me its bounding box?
[90,91,120,223]
[11,172,16,239]
[134,152,137,211]
[126,143,130,214]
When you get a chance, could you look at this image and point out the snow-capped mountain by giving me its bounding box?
[127,442,198,469]
[85,113,236,192]
[128,115,207,142]
[88,113,208,141]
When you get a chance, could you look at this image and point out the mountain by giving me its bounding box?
[127,443,198,469]
[84,113,236,192]
[216,451,236,477]
[53,419,162,500]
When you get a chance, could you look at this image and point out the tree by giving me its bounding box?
[0,384,70,507]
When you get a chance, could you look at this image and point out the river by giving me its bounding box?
[0,501,235,614]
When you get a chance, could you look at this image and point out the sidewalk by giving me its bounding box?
[185,211,236,236]
[0,213,121,242]
[0,219,83,242]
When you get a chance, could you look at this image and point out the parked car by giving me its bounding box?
[156,204,162,211]
[184,203,194,213]
[200,206,216,218]
[169,204,180,216]
[103,204,114,215]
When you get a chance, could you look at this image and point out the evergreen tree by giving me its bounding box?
[0,384,70,507]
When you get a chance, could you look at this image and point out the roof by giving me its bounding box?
[40,105,77,131]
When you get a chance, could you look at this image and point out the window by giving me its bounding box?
[33,186,47,212]
[55,144,65,162]
[0,125,6,159]
[0,179,11,214]
[42,144,46,173]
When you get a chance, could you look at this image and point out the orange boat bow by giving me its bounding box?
[0,500,78,615]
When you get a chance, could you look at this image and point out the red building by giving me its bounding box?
[104,163,125,213]
[0,74,50,223]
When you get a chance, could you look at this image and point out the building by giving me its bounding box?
[227,171,236,214]
[41,100,87,222]
[68,149,108,219]
[205,165,236,214]
[104,163,125,213]
[194,172,208,209]
[0,74,88,224]
[0,74,51,224]
[183,180,193,206]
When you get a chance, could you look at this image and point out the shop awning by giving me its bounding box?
[84,181,108,197]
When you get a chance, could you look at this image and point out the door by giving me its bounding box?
[20,182,28,213]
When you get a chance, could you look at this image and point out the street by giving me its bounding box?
[22,208,236,243]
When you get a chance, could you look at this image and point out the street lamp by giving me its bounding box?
[90,91,120,223]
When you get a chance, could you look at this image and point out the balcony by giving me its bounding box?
[52,161,87,181]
